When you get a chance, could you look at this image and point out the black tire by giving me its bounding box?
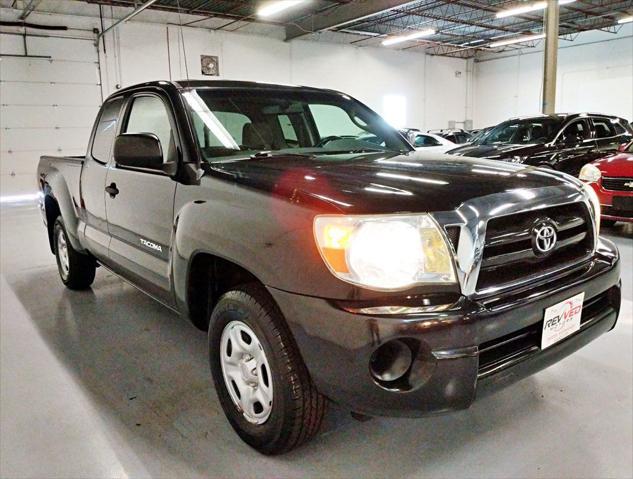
[209,284,326,455]
[53,218,96,290]
[601,219,617,228]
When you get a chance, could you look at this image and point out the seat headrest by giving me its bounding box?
[242,122,274,150]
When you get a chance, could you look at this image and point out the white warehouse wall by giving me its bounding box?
[473,25,633,128]
[0,5,470,196]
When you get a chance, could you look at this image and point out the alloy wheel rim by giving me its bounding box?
[57,229,70,280]
[220,320,273,424]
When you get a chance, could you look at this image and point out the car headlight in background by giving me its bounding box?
[579,163,602,183]
[581,182,601,237]
[313,214,456,291]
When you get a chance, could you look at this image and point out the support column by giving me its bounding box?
[542,0,559,114]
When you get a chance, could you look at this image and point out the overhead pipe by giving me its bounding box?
[97,0,160,40]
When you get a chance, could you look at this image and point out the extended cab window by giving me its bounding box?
[124,95,174,162]
[91,98,123,163]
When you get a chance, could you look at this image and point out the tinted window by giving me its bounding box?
[414,135,441,147]
[613,122,626,135]
[124,96,174,162]
[593,118,617,138]
[480,118,561,146]
[91,98,123,163]
[560,120,591,142]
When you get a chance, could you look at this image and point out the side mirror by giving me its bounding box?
[113,133,164,171]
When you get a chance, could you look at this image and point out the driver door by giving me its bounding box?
[105,93,179,305]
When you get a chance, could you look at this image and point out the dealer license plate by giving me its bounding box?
[541,292,585,350]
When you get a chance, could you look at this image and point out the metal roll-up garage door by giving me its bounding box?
[0,32,102,198]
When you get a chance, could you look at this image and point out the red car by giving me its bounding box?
[580,140,633,226]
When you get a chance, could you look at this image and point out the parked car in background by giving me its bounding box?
[468,126,492,144]
[448,113,633,177]
[580,140,633,226]
[411,132,457,153]
[429,128,472,144]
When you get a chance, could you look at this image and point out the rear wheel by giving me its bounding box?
[53,218,96,289]
[209,284,326,454]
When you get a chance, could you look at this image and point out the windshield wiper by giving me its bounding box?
[249,151,315,160]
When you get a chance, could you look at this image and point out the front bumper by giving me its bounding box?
[269,238,621,417]
[591,182,633,223]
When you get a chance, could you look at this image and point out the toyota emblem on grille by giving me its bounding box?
[532,220,557,255]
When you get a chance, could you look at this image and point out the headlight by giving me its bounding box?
[579,164,602,183]
[313,214,456,291]
[581,182,601,237]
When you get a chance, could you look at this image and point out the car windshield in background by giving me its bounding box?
[184,89,411,162]
[476,118,562,146]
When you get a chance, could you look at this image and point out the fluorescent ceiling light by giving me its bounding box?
[257,0,305,18]
[496,0,575,19]
[489,33,545,48]
[382,29,436,46]
[618,16,633,24]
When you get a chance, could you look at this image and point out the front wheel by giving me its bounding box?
[209,284,326,454]
[53,218,96,289]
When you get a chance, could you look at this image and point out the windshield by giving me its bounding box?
[475,118,562,146]
[184,88,411,163]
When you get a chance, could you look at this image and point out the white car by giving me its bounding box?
[411,132,457,153]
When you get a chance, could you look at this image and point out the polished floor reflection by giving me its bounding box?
[1,202,632,478]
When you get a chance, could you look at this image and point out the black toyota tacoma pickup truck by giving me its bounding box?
[38,80,621,455]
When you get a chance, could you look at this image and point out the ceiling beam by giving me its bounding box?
[285,0,418,41]
[19,0,42,20]
[98,0,160,39]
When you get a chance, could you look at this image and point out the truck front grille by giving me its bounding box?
[602,177,633,192]
[476,203,593,293]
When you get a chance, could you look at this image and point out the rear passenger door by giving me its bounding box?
[80,97,123,261]
[104,93,179,305]
[591,116,633,154]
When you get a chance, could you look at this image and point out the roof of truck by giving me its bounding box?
[110,80,339,97]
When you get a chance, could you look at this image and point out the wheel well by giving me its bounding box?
[187,253,261,330]
[44,195,61,253]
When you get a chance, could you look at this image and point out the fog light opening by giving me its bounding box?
[370,339,414,383]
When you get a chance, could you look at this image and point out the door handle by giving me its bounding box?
[105,183,119,198]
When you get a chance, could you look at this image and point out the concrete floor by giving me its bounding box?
[1,201,631,479]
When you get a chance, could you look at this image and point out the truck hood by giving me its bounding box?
[448,143,547,159]
[208,150,576,214]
